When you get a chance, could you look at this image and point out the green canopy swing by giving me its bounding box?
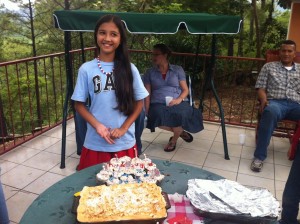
[52,10,242,168]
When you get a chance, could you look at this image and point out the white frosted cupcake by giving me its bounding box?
[145,162,156,171]
[134,168,144,177]
[113,171,123,178]
[119,156,131,164]
[147,178,157,184]
[110,158,122,167]
[97,170,110,182]
[107,164,115,172]
[131,157,143,165]
[155,174,165,182]
[120,175,128,182]
[123,167,132,175]
[106,177,115,185]
[142,154,152,164]
[142,176,156,184]
[127,175,135,183]
[102,163,109,171]
[134,162,145,170]
[112,178,120,185]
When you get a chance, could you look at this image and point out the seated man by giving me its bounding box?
[251,39,300,172]
[0,167,10,224]
[279,142,300,224]
[143,43,203,152]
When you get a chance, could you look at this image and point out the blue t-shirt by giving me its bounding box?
[143,64,186,104]
[71,59,148,152]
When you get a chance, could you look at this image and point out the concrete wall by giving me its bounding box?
[287,1,300,48]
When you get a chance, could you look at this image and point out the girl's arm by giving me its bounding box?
[110,100,144,139]
[74,101,115,144]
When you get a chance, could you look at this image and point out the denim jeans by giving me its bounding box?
[135,109,145,155]
[0,167,10,224]
[279,142,300,224]
[254,99,300,161]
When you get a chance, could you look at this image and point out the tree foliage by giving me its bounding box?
[0,0,291,61]
[0,0,293,135]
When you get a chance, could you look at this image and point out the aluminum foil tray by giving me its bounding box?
[187,179,280,224]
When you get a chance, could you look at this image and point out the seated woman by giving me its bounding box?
[143,43,204,152]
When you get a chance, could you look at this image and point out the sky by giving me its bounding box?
[0,0,35,10]
[1,0,19,10]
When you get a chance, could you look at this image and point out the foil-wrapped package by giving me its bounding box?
[186,179,280,218]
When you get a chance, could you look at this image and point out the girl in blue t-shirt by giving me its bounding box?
[72,14,148,170]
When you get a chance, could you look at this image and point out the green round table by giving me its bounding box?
[20,159,223,224]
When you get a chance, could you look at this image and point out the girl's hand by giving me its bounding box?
[95,123,115,144]
[110,127,127,139]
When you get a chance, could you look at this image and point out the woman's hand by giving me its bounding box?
[94,123,115,144]
[169,98,182,106]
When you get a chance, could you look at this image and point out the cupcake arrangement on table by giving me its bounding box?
[77,155,280,223]
[96,154,165,185]
[75,155,167,223]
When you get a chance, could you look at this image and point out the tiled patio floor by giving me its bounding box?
[0,120,296,223]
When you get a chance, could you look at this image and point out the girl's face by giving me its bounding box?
[96,21,121,57]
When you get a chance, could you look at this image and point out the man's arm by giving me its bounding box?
[257,88,268,113]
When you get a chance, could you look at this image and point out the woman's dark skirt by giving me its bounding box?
[146,102,204,133]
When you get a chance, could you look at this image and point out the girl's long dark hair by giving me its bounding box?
[94,14,134,116]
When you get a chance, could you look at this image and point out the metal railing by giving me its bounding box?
[0,48,265,155]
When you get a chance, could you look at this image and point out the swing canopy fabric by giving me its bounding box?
[53,10,242,34]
